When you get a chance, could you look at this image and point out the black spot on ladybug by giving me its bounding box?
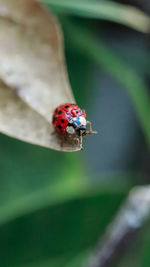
[76,110,78,114]
[58,110,62,114]
[58,125,62,129]
[65,105,69,109]
[61,119,65,123]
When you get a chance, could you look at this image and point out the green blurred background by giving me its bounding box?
[0,0,150,266]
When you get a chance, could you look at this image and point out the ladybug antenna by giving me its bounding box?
[86,121,98,135]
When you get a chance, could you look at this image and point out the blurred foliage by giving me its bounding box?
[1,0,150,266]
[59,17,150,145]
[0,134,129,266]
[41,0,150,33]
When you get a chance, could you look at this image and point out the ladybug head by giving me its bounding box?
[66,116,87,136]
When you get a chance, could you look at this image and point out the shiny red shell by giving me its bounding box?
[52,103,86,134]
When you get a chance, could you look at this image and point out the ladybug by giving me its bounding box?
[52,103,97,146]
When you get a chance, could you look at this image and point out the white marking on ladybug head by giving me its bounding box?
[70,116,86,127]
[66,126,75,134]
[69,118,74,124]
[79,116,86,126]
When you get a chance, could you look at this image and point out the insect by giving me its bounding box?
[52,103,97,148]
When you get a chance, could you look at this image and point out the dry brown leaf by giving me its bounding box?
[0,81,80,152]
[0,0,81,152]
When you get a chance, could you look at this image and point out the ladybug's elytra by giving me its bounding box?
[52,104,97,143]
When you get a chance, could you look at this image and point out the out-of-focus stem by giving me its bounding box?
[86,186,150,267]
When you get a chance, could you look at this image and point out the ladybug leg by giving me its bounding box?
[86,121,97,134]
[79,135,83,150]
[74,136,83,149]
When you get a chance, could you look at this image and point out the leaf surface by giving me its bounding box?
[0,0,80,151]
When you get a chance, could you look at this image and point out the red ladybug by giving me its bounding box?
[52,104,96,141]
